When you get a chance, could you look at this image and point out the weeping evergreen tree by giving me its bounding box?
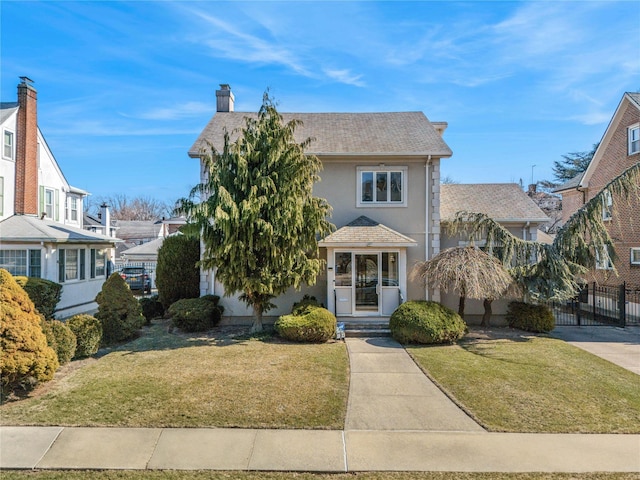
[447,162,640,302]
[177,93,334,332]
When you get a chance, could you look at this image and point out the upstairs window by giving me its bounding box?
[45,188,54,219]
[595,246,614,270]
[631,248,640,266]
[602,189,613,221]
[357,166,407,207]
[70,197,78,222]
[3,130,13,160]
[629,124,640,155]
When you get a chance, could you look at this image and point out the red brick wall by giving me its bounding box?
[583,98,640,289]
[15,81,38,215]
[560,189,585,223]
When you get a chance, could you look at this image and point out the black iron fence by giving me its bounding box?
[546,283,640,327]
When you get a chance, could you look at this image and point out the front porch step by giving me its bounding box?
[339,319,391,338]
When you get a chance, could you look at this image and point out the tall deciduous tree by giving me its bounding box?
[178,93,334,332]
[88,194,172,221]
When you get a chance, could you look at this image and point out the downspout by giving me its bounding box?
[425,156,432,300]
[522,221,530,241]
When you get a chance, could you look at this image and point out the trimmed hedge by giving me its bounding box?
[156,235,200,310]
[67,314,102,358]
[139,295,164,325]
[275,306,336,343]
[40,319,76,365]
[0,269,59,398]
[14,276,62,320]
[168,297,223,332]
[95,273,145,345]
[506,301,555,333]
[390,300,466,344]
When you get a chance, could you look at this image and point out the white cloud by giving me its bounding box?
[322,69,365,88]
[125,102,213,121]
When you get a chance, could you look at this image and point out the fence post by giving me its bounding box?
[619,282,626,327]
[592,282,597,324]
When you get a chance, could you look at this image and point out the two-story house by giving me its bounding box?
[555,92,640,289]
[188,84,548,323]
[0,77,117,317]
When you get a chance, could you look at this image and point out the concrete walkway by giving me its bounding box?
[1,336,639,473]
[551,326,640,375]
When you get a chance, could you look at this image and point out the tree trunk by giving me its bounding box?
[481,298,493,327]
[251,304,263,333]
[458,295,466,318]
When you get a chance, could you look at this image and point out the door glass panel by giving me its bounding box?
[382,252,399,286]
[335,252,352,286]
[355,254,378,311]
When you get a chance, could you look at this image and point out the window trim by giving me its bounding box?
[90,248,106,278]
[629,124,640,155]
[631,247,640,266]
[59,248,84,283]
[0,249,41,277]
[3,129,14,160]
[356,166,408,207]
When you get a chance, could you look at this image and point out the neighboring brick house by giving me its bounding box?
[188,84,548,323]
[555,92,640,289]
[0,78,117,317]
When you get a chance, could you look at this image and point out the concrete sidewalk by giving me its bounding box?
[551,326,640,374]
[1,335,639,472]
[2,426,639,472]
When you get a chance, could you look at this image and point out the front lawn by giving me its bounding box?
[407,329,640,433]
[0,320,349,429]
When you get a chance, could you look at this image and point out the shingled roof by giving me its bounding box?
[440,184,549,223]
[189,111,452,158]
[0,215,117,244]
[319,216,417,247]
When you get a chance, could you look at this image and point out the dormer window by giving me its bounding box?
[629,124,639,155]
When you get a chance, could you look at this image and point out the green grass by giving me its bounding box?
[1,472,637,480]
[407,331,640,433]
[0,320,349,429]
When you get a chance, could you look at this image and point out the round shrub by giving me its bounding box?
[156,234,200,310]
[95,273,145,345]
[139,295,165,325]
[506,301,555,333]
[291,294,323,316]
[47,320,76,365]
[390,300,466,344]
[14,276,62,320]
[275,307,336,343]
[0,269,59,398]
[67,314,102,358]
[168,297,223,332]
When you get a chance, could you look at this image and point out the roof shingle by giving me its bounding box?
[189,111,452,158]
[440,184,549,222]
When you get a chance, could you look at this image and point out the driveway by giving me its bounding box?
[551,326,640,375]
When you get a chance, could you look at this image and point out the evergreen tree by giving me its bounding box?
[540,143,599,190]
[178,93,334,332]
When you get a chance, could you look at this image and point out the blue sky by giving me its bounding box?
[1,1,638,208]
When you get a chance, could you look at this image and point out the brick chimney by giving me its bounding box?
[216,84,234,112]
[15,77,38,215]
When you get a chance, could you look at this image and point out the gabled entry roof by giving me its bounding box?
[319,216,417,248]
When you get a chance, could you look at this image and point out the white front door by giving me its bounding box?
[331,250,402,316]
